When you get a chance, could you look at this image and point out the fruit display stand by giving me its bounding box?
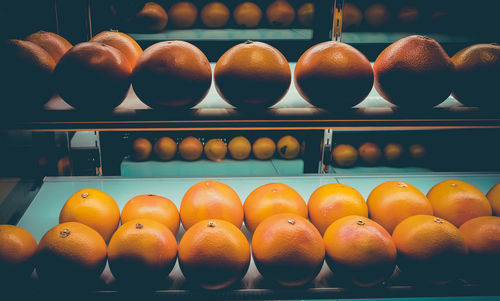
[4,173,499,300]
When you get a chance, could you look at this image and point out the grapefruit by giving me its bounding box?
[343,3,363,29]
[168,2,198,28]
[233,2,262,28]
[276,136,300,159]
[409,144,426,161]
[132,137,152,161]
[252,137,276,160]
[487,182,500,216]
[127,2,168,32]
[153,137,177,161]
[200,2,230,28]
[204,138,227,161]
[331,144,358,168]
[358,142,382,166]
[364,3,391,28]
[266,0,295,27]
[384,143,404,163]
[25,30,72,64]
[0,225,37,280]
[178,136,203,161]
[228,136,251,160]
[90,30,143,68]
[297,3,314,27]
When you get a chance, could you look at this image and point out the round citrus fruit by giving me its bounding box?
[343,3,363,29]
[331,144,358,167]
[132,41,211,110]
[108,219,177,282]
[252,213,324,286]
[90,30,143,68]
[180,180,243,230]
[308,183,368,235]
[487,182,500,216]
[266,0,295,27]
[427,180,492,227]
[204,138,227,162]
[121,194,180,235]
[392,215,468,284]
[358,142,382,166]
[244,182,307,233]
[168,2,198,28]
[252,137,276,160]
[276,136,300,159]
[367,181,433,233]
[178,219,250,289]
[324,216,397,287]
[364,3,391,28]
[228,136,251,160]
[409,144,426,161]
[214,41,291,110]
[127,2,168,32]
[59,188,120,242]
[297,3,314,27]
[233,2,262,28]
[178,136,203,161]
[373,35,454,109]
[25,30,72,64]
[55,42,131,111]
[0,225,37,280]
[200,2,230,28]
[132,137,152,161]
[384,143,404,163]
[36,222,107,283]
[153,137,177,161]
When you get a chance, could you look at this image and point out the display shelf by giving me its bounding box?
[128,29,314,41]
[331,166,433,174]
[0,63,499,132]
[10,173,500,299]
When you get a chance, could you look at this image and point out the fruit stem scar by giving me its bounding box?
[398,183,408,188]
[136,223,143,229]
[451,183,457,187]
[208,221,216,227]
[60,229,71,238]
[244,40,254,44]
[357,220,365,225]
[433,218,444,223]
[147,194,154,196]
[81,193,89,198]
[288,219,295,225]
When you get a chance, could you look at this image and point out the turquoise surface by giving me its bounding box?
[331,166,433,175]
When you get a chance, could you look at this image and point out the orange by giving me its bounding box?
[308,183,368,235]
[108,219,177,281]
[180,180,243,230]
[168,2,198,28]
[367,181,433,233]
[0,225,37,280]
[266,0,295,27]
[252,213,324,286]
[204,138,227,161]
[178,219,250,289]
[132,137,152,161]
[244,182,307,233]
[233,2,262,28]
[178,136,203,161]
[153,137,177,161]
[487,182,500,216]
[331,144,358,168]
[427,180,492,227]
[384,143,404,163]
[364,3,391,28]
[25,30,72,64]
[228,136,251,160]
[35,222,107,283]
[128,2,168,32]
[297,3,314,27]
[121,194,180,235]
[459,216,500,281]
[200,2,230,28]
[392,215,468,284]
[59,188,120,242]
[252,137,276,160]
[90,30,143,68]
[276,136,300,159]
[409,144,426,161]
[358,142,382,166]
[324,216,397,287]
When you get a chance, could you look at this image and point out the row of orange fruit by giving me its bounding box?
[131,135,301,161]
[3,30,498,113]
[1,179,500,289]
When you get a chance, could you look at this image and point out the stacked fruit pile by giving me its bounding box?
[111,0,314,32]
[2,179,500,290]
[130,135,302,162]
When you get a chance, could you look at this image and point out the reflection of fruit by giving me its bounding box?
[233,2,262,28]
[308,183,367,235]
[108,219,177,281]
[398,7,420,25]
[384,143,404,163]
[364,3,391,28]
[214,41,291,110]
[252,137,276,160]
[324,216,396,287]
[244,182,308,233]
[25,30,72,64]
[373,35,454,109]
[0,225,37,280]
[295,41,373,111]
[168,2,198,28]
[200,2,230,28]
[392,215,468,284]
[266,0,295,28]
[36,222,107,282]
[343,3,362,29]
[55,42,131,111]
[459,216,500,280]
[153,137,177,161]
[409,144,426,160]
[331,144,358,167]
[59,188,120,242]
[90,30,142,68]
[427,180,492,227]
[252,213,324,286]
[358,142,382,166]
[57,156,71,176]
[277,136,300,159]
[487,183,500,216]
[121,194,180,235]
[204,138,227,161]
[132,41,212,110]
[228,136,251,160]
[0,40,55,109]
[132,137,152,161]
[180,180,243,230]
[451,44,500,109]
[367,181,433,233]
[297,3,314,27]
[178,136,203,161]
[127,2,168,32]
[179,219,250,289]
